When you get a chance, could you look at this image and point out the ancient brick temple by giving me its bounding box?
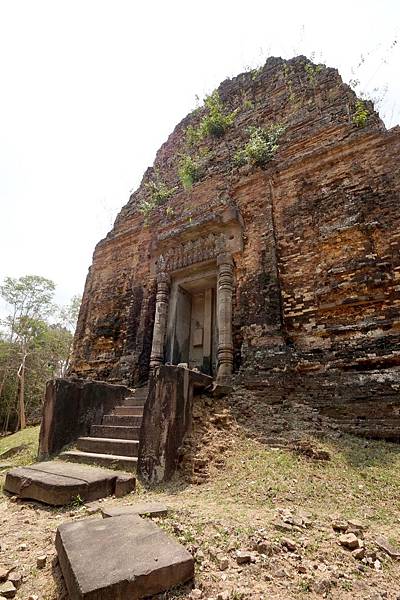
[68,56,400,439]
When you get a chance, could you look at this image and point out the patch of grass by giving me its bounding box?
[0,425,39,495]
[0,425,39,467]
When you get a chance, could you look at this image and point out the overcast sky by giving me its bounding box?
[0,0,399,315]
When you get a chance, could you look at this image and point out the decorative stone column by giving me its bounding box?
[150,272,170,369]
[216,253,234,385]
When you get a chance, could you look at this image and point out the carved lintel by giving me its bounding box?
[155,232,227,274]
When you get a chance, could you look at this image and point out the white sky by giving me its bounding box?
[0,0,399,314]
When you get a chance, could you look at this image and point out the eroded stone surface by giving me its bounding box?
[101,502,169,519]
[4,461,135,505]
[65,55,400,440]
[56,515,194,599]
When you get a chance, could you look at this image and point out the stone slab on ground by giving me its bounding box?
[4,461,135,505]
[56,514,194,599]
[102,501,169,519]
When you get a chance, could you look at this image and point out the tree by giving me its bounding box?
[0,275,80,432]
[0,276,55,430]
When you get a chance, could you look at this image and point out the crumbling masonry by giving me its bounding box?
[68,56,400,440]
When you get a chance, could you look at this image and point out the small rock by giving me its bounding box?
[347,518,365,531]
[36,555,47,569]
[216,593,229,600]
[274,568,289,578]
[0,568,10,583]
[190,590,202,599]
[17,543,27,552]
[255,541,274,556]
[352,547,366,560]
[86,507,99,515]
[281,537,297,552]
[375,535,400,559]
[6,573,21,590]
[275,520,293,532]
[331,519,348,532]
[219,558,229,571]
[235,550,252,565]
[28,596,39,600]
[374,559,382,571]
[0,581,16,599]
[297,564,307,574]
[313,577,332,595]
[339,533,359,550]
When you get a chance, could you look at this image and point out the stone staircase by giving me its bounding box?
[60,386,147,471]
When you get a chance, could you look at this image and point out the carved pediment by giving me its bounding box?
[151,205,243,275]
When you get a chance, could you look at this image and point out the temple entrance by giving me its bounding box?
[165,268,217,376]
[150,208,242,384]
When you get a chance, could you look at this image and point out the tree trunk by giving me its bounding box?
[17,353,27,430]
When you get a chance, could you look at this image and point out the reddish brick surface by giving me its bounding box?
[69,57,400,435]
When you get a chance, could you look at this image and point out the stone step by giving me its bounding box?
[120,397,146,407]
[77,437,139,457]
[60,450,137,471]
[4,461,136,505]
[102,414,143,427]
[130,387,148,399]
[91,424,141,440]
[113,406,143,417]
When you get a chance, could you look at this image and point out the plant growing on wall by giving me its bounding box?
[186,90,237,145]
[304,61,324,84]
[200,90,237,138]
[234,124,286,167]
[178,154,201,190]
[352,99,369,127]
[139,178,177,217]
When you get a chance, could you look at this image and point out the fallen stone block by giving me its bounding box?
[56,514,194,599]
[101,501,169,519]
[375,535,400,559]
[4,461,135,505]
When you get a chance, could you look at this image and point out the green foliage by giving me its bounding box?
[250,65,263,81]
[282,63,296,104]
[186,91,237,145]
[71,494,84,507]
[234,124,286,168]
[139,178,177,217]
[178,154,201,190]
[304,61,324,84]
[185,124,202,146]
[352,99,369,127]
[242,98,254,111]
[0,275,76,432]
[200,90,237,138]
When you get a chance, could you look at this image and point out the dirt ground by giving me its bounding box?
[1,390,400,600]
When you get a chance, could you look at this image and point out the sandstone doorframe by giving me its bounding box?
[149,205,242,383]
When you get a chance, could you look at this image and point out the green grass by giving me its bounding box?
[141,430,400,539]
[196,433,400,525]
[0,425,40,467]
